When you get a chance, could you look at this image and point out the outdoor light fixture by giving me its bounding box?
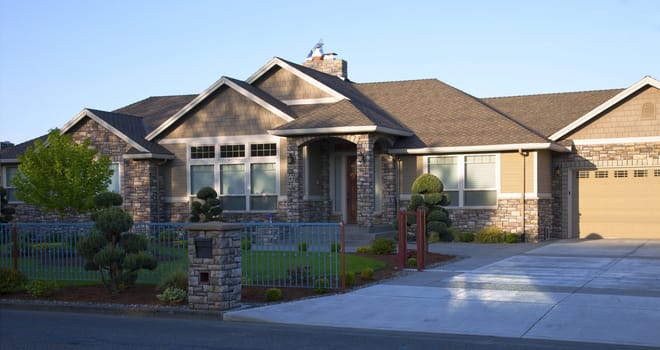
[554,166,561,176]
[287,153,295,164]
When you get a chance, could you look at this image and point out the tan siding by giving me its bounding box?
[161,143,188,198]
[500,151,535,193]
[571,86,660,139]
[400,155,418,194]
[161,88,288,139]
[536,150,552,193]
[579,167,660,238]
[253,67,332,101]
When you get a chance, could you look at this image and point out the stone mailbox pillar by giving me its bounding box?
[187,222,242,310]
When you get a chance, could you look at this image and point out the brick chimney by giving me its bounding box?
[302,41,348,80]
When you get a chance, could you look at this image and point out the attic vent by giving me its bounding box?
[595,170,608,178]
[613,170,627,178]
[577,171,589,178]
[641,102,656,120]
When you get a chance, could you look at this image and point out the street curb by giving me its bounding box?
[0,299,227,320]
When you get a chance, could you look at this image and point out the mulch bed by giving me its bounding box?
[1,252,453,306]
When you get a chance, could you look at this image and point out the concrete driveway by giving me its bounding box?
[225,239,660,347]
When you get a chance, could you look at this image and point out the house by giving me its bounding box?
[2,45,659,240]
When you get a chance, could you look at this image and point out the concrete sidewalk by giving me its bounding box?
[225,239,660,347]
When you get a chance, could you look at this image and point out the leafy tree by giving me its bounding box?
[77,192,157,294]
[0,187,15,223]
[11,129,113,217]
[189,186,222,222]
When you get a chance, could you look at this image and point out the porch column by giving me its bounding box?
[356,135,375,227]
[286,140,304,222]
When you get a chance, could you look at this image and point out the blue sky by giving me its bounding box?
[1,0,659,144]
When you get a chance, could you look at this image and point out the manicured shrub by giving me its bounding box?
[427,209,448,222]
[426,221,448,235]
[505,233,521,243]
[157,287,187,304]
[344,271,356,287]
[411,174,443,194]
[265,288,282,301]
[370,237,395,255]
[475,226,506,243]
[427,231,440,243]
[157,269,188,292]
[407,257,417,267]
[297,242,307,252]
[330,242,341,252]
[0,268,27,294]
[460,232,475,242]
[313,278,330,293]
[448,226,461,242]
[25,280,59,298]
[360,267,374,280]
[356,246,372,254]
[241,237,252,250]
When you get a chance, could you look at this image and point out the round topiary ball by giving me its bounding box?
[411,174,443,194]
[94,207,133,239]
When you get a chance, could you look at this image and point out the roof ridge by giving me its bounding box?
[112,94,197,113]
[482,88,624,100]
[355,78,439,85]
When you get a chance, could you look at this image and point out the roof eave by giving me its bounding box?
[60,109,150,153]
[122,153,176,160]
[389,142,570,154]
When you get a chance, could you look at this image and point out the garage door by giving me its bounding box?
[578,168,660,239]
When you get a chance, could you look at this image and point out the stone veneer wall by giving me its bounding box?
[551,141,660,238]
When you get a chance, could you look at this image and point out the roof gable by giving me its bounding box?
[145,76,295,141]
[549,76,660,141]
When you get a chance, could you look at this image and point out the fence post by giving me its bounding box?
[416,208,426,271]
[341,221,345,293]
[397,210,407,270]
[12,224,18,272]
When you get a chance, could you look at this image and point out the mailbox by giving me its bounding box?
[194,238,213,258]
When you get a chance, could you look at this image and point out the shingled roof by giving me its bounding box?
[483,89,623,138]
[113,94,197,133]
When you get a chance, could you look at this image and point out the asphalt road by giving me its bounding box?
[0,309,653,350]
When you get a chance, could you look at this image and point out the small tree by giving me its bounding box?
[77,192,157,294]
[0,187,15,223]
[407,174,453,241]
[189,187,222,222]
[11,129,113,217]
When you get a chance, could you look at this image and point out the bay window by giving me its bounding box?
[427,154,497,207]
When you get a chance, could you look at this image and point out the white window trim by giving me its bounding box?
[423,153,500,209]
[2,165,20,203]
[108,162,121,194]
[186,137,280,213]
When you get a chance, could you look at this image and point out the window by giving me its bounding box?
[634,169,647,178]
[613,170,627,178]
[655,169,660,177]
[108,163,120,193]
[595,171,608,178]
[427,154,497,207]
[189,141,278,212]
[577,171,589,179]
[3,166,19,202]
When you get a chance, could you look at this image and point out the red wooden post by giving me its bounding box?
[12,224,18,272]
[397,210,407,270]
[416,208,426,271]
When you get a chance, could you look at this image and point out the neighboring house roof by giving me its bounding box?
[483,89,623,138]
[0,135,48,163]
[114,94,197,133]
[61,109,174,159]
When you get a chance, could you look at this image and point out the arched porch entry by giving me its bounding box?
[285,133,397,227]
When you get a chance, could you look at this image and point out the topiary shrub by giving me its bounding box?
[344,271,356,287]
[505,233,521,243]
[475,226,506,243]
[156,269,188,292]
[25,280,58,298]
[78,193,158,294]
[460,232,475,242]
[189,187,222,222]
[370,237,395,255]
[0,268,27,294]
[360,267,374,280]
[313,278,330,293]
[411,174,443,194]
[157,287,187,304]
[427,231,440,243]
[265,288,282,301]
[407,257,417,267]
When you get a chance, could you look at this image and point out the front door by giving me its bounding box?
[346,156,358,224]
